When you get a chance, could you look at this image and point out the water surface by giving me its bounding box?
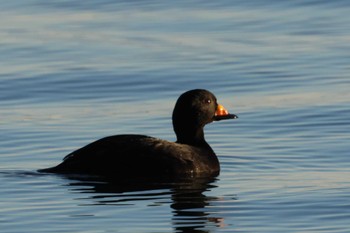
[1,1,350,232]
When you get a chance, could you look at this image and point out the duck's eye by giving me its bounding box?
[204,99,211,104]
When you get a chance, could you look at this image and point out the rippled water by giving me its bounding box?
[1,1,350,232]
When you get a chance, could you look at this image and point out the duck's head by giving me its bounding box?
[172,89,237,145]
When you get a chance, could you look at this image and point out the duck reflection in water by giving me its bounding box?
[63,174,229,233]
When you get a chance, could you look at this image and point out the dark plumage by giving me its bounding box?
[38,89,237,178]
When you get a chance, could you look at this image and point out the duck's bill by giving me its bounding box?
[214,104,238,121]
[214,114,238,121]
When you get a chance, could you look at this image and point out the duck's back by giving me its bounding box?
[40,135,220,178]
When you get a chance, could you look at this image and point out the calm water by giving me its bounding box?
[1,1,350,232]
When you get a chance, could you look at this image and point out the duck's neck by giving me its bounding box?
[175,125,211,149]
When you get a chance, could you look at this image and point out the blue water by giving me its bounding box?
[1,1,350,232]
